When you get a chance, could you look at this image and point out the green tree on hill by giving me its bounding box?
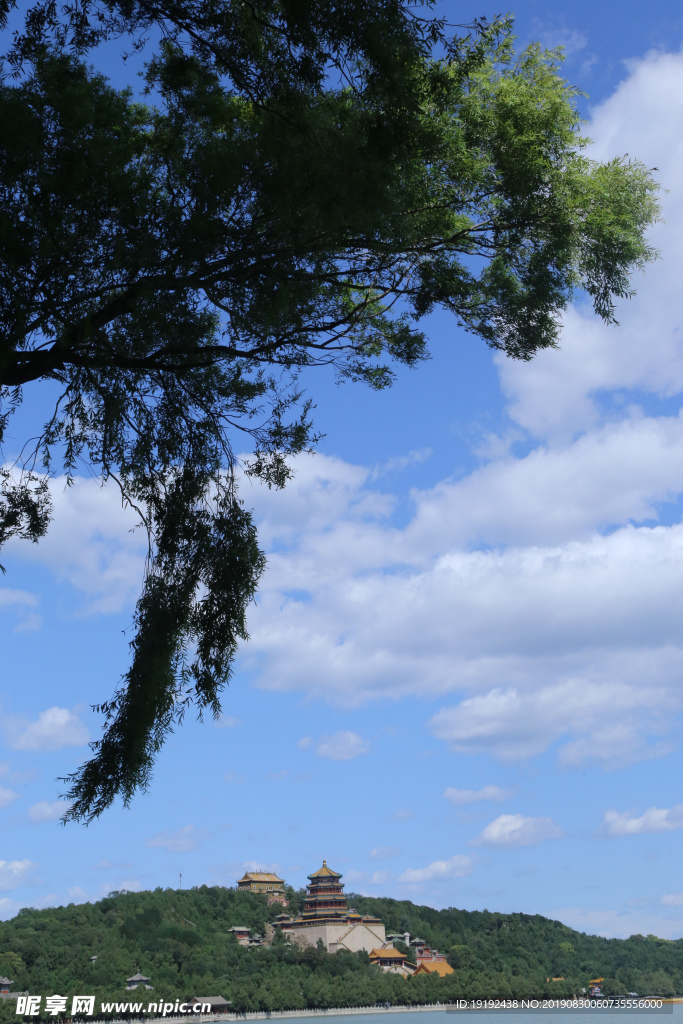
[0,886,680,1012]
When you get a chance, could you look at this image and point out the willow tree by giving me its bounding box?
[0,1,660,821]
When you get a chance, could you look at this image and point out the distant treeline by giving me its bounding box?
[0,886,681,1018]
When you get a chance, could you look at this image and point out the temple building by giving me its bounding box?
[228,926,252,946]
[236,871,288,904]
[413,961,454,977]
[275,861,386,954]
[125,971,153,991]
[369,947,416,978]
[412,939,449,966]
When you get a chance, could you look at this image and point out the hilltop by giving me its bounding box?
[0,886,681,1016]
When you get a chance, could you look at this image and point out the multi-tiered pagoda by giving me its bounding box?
[300,861,348,920]
[275,861,386,954]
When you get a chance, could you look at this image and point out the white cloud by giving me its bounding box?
[402,412,683,550]
[369,847,401,861]
[391,809,413,821]
[4,473,146,614]
[0,586,40,631]
[146,825,212,852]
[216,716,242,729]
[603,805,683,836]
[0,859,38,891]
[118,880,142,892]
[472,814,562,848]
[0,587,37,610]
[661,893,683,906]
[9,707,88,752]
[0,898,21,920]
[371,448,432,478]
[297,737,313,749]
[429,673,679,766]
[315,731,369,761]
[27,800,70,823]
[399,855,473,883]
[444,785,512,806]
[67,886,89,901]
[246,472,683,764]
[550,906,683,941]
[0,786,18,808]
[225,772,246,784]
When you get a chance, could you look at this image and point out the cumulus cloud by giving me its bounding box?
[27,800,70,823]
[550,906,683,941]
[444,785,512,806]
[245,482,683,764]
[603,805,683,836]
[399,855,473,883]
[0,787,18,809]
[472,814,562,848]
[315,731,369,761]
[118,880,142,892]
[0,587,37,609]
[0,585,40,632]
[4,474,146,614]
[369,847,401,861]
[146,825,212,852]
[0,859,38,891]
[67,886,89,901]
[429,673,679,766]
[661,893,683,906]
[8,707,88,752]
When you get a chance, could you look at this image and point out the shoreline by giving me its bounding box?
[168,1005,456,1023]
[131,999,683,1024]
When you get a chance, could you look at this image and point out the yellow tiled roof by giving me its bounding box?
[414,961,454,977]
[369,947,406,960]
[308,860,342,878]
[238,872,284,883]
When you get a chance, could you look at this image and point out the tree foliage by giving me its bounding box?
[0,886,681,1019]
[0,1,661,820]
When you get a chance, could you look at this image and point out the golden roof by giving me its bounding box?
[237,872,283,883]
[308,860,342,879]
[369,947,406,960]
[414,961,454,977]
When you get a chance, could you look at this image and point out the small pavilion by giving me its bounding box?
[126,971,153,991]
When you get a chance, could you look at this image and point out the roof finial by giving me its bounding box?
[323,859,326,865]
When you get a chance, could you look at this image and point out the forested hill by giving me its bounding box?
[0,886,681,1017]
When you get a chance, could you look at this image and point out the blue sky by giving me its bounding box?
[3,0,683,940]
